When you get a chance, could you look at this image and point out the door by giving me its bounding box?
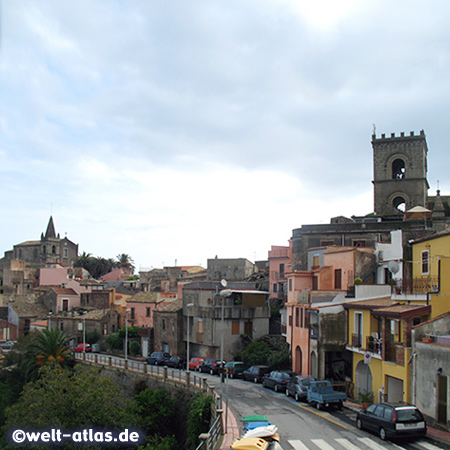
[355,360,372,396]
[387,376,403,403]
[438,375,448,425]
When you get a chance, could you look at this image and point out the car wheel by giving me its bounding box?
[316,402,321,410]
[286,389,290,397]
[210,369,214,375]
[230,373,234,379]
[337,401,343,410]
[262,380,267,387]
[274,384,279,392]
[254,377,258,384]
[379,427,386,441]
[294,393,299,402]
[356,418,363,430]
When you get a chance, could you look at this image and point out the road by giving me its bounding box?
[200,373,447,450]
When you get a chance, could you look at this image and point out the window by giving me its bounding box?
[279,263,285,277]
[52,245,56,254]
[335,269,342,290]
[244,321,253,337]
[232,321,240,335]
[273,283,278,293]
[64,248,68,257]
[60,322,64,331]
[130,308,135,320]
[422,250,429,274]
[289,315,293,326]
[146,307,150,317]
[393,196,406,213]
[295,308,299,327]
[289,279,292,291]
[313,254,319,267]
[162,318,166,330]
[392,158,406,179]
[62,299,69,312]
[197,319,203,342]
[353,240,366,248]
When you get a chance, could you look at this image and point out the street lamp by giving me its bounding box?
[83,315,86,354]
[186,303,194,371]
[219,287,232,433]
[125,308,131,361]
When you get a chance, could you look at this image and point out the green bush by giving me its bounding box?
[106,333,123,350]
[185,393,213,450]
[129,340,140,356]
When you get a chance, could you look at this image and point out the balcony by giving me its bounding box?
[366,335,382,355]
[393,277,439,294]
[351,333,362,348]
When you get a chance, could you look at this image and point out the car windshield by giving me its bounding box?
[396,408,423,422]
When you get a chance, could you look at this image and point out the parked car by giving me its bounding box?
[306,380,347,410]
[242,365,271,383]
[199,359,225,375]
[225,361,247,378]
[74,343,92,352]
[286,375,316,401]
[356,402,427,440]
[188,357,205,371]
[146,352,171,366]
[166,356,186,369]
[0,341,15,351]
[262,370,296,392]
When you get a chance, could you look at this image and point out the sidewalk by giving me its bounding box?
[344,400,450,446]
[220,403,240,449]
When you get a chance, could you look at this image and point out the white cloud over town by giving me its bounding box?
[1,0,449,269]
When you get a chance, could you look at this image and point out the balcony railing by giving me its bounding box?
[392,277,439,294]
[366,336,382,355]
[351,333,362,348]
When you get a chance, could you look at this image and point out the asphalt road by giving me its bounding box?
[201,373,448,450]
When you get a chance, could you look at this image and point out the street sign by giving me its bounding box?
[364,352,372,364]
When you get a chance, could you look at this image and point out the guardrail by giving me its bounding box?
[75,353,223,450]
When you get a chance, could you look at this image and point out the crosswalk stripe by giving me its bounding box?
[414,441,445,450]
[287,440,310,450]
[358,437,390,450]
[311,439,336,450]
[335,438,364,450]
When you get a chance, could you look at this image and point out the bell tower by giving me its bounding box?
[372,130,429,216]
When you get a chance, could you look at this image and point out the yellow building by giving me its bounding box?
[412,230,450,318]
[345,298,430,403]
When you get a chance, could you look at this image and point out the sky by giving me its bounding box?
[1,0,450,271]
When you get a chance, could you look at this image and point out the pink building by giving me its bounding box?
[286,245,375,375]
[268,242,292,302]
[39,266,69,286]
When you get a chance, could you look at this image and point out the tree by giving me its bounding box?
[23,329,74,381]
[5,365,133,430]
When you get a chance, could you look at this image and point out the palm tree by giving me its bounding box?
[73,251,92,269]
[25,329,73,380]
[116,254,135,273]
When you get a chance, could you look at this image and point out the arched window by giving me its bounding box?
[33,249,38,260]
[42,245,46,254]
[392,159,406,179]
[393,196,406,213]
[295,346,302,374]
[52,245,56,254]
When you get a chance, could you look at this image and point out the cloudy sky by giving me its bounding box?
[1,1,450,271]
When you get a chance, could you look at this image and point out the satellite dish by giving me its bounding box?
[388,260,400,274]
[221,279,227,287]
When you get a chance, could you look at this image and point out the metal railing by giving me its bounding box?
[76,353,224,450]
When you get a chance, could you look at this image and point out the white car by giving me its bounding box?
[0,341,15,350]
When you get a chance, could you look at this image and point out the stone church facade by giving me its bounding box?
[2,216,78,268]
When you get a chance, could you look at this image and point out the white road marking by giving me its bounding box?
[413,441,446,450]
[358,437,392,450]
[335,438,365,450]
[311,439,336,450]
[288,440,311,450]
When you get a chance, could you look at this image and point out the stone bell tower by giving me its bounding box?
[372,130,429,216]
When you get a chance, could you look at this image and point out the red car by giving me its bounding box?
[188,357,205,371]
[74,343,92,352]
